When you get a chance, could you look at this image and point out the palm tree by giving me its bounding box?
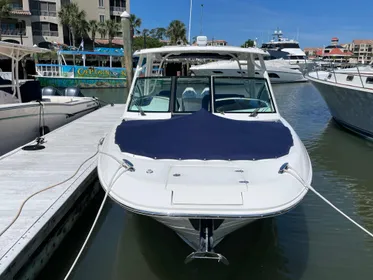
[58,3,87,47]
[88,20,98,49]
[167,20,187,45]
[76,19,89,42]
[98,22,107,39]
[0,0,11,41]
[150,27,167,40]
[105,19,120,47]
[130,14,142,38]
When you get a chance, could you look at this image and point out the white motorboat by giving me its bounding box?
[98,41,312,264]
[261,28,314,73]
[190,59,308,83]
[307,65,373,139]
[0,42,100,156]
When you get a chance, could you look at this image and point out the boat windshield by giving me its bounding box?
[213,77,275,114]
[128,76,274,114]
[128,77,172,112]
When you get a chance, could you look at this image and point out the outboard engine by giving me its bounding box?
[42,86,63,96]
[64,87,84,97]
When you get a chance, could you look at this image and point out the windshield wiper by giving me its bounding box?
[249,107,261,117]
[134,103,146,116]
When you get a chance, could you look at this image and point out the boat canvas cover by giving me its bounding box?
[115,110,293,160]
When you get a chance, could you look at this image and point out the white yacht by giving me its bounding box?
[0,42,100,156]
[261,28,313,73]
[98,41,313,264]
[307,65,373,139]
[190,59,308,84]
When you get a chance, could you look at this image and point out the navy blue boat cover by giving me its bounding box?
[115,109,293,160]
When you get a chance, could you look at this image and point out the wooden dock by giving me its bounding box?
[0,104,125,279]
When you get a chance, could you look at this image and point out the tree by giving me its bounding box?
[167,20,187,45]
[130,14,142,38]
[88,20,98,49]
[133,36,165,51]
[0,0,11,41]
[76,19,89,42]
[98,22,107,39]
[104,19,120,47]
[241,39,255,48]
[58,3,87,47]
[150,27,167,40]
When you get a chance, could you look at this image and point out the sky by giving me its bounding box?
[131,0,373,48]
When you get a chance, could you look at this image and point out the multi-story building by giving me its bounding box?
[1,0,126,47]
[1,0,33,46]
[351,40,373,64]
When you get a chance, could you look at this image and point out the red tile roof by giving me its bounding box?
[316,48,352,56]
[353,39,373,45]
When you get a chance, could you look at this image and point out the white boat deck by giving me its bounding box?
[0,104,125,277]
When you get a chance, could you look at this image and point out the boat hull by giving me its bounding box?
[309,77,373,139]
[36,77,127,89]
[0,100,98,156]
[154,216,257,250]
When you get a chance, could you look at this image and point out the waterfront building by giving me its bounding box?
[1,0,126,47]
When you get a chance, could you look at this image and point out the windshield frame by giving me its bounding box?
[126,75,276,115]
[127,76,173,113]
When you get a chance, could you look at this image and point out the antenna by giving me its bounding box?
[188,0,193,43]
[200,3,204,35]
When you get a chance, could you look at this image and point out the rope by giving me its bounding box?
[63,164,127,280]
[282,164,373,238]
[63,150,129,280]
[0,144,100,237]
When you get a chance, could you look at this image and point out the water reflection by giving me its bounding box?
[110,207,309,280]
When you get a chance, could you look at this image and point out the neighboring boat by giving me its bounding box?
[35,47,127,88]
[261,28,314,73]
[307,65,373,139]
[97,41,312,264]
[190,59,308,83]
[0,42,100,156]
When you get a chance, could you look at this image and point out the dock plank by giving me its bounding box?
[0,104,125,276]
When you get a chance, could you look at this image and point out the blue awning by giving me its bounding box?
[115,109,294,160]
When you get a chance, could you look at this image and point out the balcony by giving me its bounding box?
[33,30,59,37]
[31,10,57,17]
[1,28,26,36]
[110,6,125,16]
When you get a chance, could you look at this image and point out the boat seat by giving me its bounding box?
[181,87,203,112]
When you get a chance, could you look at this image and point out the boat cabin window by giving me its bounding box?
[346,75,354,81]
[175,77,211,112]
[213,77,275,114]
[128,77,172,112]
[366,77,373,84]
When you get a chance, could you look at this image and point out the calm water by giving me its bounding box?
[37,83,373,280]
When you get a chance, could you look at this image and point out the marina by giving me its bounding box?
[1,0,373,279]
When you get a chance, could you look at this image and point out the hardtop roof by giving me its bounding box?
[134,45,269,59]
